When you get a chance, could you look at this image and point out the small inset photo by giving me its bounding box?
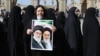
[31,20,53,51]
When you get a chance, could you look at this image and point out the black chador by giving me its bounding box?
[64,7,83,56]
[7,6,24,56]
[83,7,100,56]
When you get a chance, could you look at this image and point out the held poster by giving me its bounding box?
[31,20,53,51]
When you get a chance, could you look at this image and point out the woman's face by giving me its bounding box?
[36,7,44,18]
[75,9,80,16]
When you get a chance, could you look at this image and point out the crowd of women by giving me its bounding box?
[0,4,100,56]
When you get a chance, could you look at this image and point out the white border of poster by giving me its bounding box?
[31,20,53,51]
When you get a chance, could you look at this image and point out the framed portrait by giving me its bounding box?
[31,20,53,51]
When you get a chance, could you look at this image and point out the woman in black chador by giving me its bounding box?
[24,5,48,56]
[24,5,57,56]
[54,11,71,56]
[0,21,10,56]
[7,6,24,56]
[22,5,35,56]
[64,7,83,56]
[83,7,100,56]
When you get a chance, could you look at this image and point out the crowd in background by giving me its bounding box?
[0,4,100,56]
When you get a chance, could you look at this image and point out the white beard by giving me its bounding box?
[33,35,42,43]
[43,38,52,50]
[43,38,50,43]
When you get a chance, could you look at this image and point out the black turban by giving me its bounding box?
[33,25,43,32]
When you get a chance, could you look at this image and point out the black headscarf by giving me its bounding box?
[46,8,56,26]
[56,11,65,29]
[7,6,24,56]
[22,5,34,28]
[46,8,56,19]
[64,7,83,56]
[83,7,100,56]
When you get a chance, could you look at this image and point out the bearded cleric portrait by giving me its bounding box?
[31,25,44,49]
